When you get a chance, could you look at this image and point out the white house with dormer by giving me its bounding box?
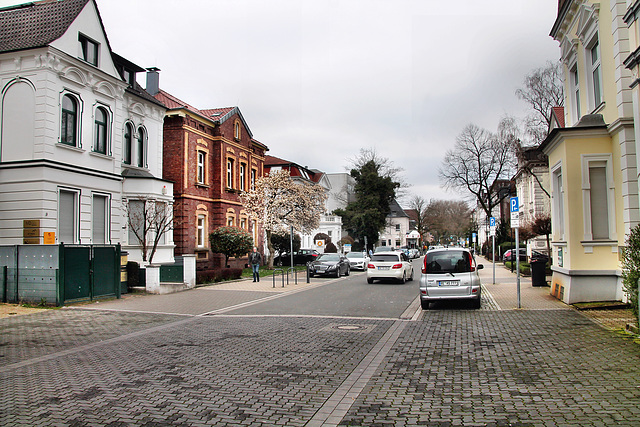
[0,0,174,264]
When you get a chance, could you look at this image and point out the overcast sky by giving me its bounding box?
[95,0,561,206]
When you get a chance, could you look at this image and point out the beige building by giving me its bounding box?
[542,0,638,303]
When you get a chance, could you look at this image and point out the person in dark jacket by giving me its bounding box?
[249,247,262,282]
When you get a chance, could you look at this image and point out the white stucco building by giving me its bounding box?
[0,0,174,264]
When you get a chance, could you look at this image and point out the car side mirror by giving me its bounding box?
[477,264,484,270]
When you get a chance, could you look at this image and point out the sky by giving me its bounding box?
[94,0,561,206]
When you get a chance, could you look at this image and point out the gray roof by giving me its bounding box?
[0,0,91,54]
[388,199,409,218]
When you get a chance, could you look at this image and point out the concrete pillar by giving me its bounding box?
[145,265,160,294]
[182,254,196,289]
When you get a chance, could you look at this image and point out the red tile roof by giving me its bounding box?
[552,106,565,128]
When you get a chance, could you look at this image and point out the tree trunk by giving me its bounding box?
[266,230,275,269]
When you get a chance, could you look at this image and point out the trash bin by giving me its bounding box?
[530,259,547,286]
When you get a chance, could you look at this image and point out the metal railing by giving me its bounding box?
[272,268,286,288]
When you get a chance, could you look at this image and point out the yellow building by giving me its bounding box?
[542,0,638,303]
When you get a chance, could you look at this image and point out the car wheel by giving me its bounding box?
[367,278,374,284]
[345,266,350,276]
[471,298,481,309]
[421,299,430,310]
[309,272,314,278]
[335,268,340,278]
[408,268,414,281]
[399,272,406,284]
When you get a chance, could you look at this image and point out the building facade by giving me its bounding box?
[543,0,638,303]
[0,0,174,265]
[153,87,268,270]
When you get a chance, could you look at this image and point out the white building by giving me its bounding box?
[0,0,174,264]
[378,200,410,249]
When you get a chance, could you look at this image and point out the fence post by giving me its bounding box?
[2,265,7,303]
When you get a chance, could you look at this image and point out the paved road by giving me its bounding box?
[2,257,640,426]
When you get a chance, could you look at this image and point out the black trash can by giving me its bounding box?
[530,259,547,286]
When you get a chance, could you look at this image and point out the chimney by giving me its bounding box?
[146,67,160,96]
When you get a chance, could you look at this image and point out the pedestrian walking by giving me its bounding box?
[249,247,262,282]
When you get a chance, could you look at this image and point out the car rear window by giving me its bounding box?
[425,251,472,273]
[318,253,339,261]
[371,254,400,262]
[347,252,363,259]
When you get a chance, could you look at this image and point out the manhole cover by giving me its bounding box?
[334,325,365,330]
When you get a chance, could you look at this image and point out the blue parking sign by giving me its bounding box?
[489,217,495,227]
[510,197,519,213]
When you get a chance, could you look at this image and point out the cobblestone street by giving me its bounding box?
[1,261,640,426]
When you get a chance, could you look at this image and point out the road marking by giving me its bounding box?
[306,320,407,427]
[482,284,502,310]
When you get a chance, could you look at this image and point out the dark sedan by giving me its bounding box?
[277,249,320,266]
[308,253,350,278]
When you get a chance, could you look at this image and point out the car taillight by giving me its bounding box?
[367,263,375,269]
[469,254,475,272]
[422,257,427,274]
[392,263,402,269]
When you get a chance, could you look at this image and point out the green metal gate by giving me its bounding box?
[61,244,120,303]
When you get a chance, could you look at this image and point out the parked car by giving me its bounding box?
[366,251,414,284]
[346,251,370,270]
[420,247,483,309]
[308,253,350,277]
[530,250,549,262]
[503,248,527,262]
[277,249,319,266]
[374,246,394,253]
[408,249,420,259]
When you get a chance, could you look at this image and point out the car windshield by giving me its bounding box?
[371,254,400,262]
[317,253,340,262]
[425,251,472,274]
[346,252,363,259]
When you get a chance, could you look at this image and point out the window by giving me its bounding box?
[61,95,78,146]
[227,216,234,226]
[234,121,241,140]
[581,155,614,242]
[251,169,257,190]
[197,214,206,247]
[92,194,109,244]
[550,163,565,240]
[137,127,146,167]
[239,163,246,191]
[240,218,246,229]
[128,199,145,245]
[197,151,205,184]
[59,189,78,243]
[79,34,98,66]
[123,123,133,164]
[395,224,401,232]
[571,65,580,121]
[589,39,602,107]
[94,106,108,154]
[155,202,167,245]
[227,158,234,188]
[589,164,608,239]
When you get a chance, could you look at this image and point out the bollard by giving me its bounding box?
[306,263,310,283]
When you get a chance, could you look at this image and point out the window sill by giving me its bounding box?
[225,187,238,193]
[56,143,84,152]
[591,101,605,115]
[122,164,149,172]
[89,151,113,160]
[195,183,210,189]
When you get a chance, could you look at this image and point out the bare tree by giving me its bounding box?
[126,197,174,264]
[407,195,428,247]
[439,123,515,218]
[515,61,564,144]
[423,199,472,245]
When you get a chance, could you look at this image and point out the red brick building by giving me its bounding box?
[154,88,268,270]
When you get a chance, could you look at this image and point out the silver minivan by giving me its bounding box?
[419,248,483,309]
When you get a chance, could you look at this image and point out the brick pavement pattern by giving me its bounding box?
[2,264,640,426]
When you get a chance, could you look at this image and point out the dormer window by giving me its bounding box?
[79,34,98,66]
[122,69,135,86]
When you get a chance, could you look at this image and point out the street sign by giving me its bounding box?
[510,197,519,228]
[489,217,496,227]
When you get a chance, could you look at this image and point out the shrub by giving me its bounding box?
[126,261,140,287]
[209,226,254,267]
[622,224,640,319]
[325,242,338,253]
[220,268,242,280]
[196,269,220,284]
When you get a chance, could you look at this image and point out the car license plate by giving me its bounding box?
[438,280,459,286]
[378,266,390,270]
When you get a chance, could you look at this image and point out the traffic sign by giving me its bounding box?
[489,217,496,227]
[510,197,520,228]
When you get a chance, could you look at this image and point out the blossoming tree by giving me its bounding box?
[240,169,327,268]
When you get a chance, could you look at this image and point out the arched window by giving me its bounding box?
[61,95,78,146]
[123,123,133,164]
[137,127,146,167]
[94,106,108,154]
[234,121,241,140]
